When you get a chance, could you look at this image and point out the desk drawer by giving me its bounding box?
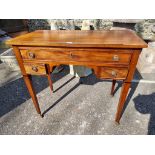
[98,67,128,79]
[24,63,47,75]
[20,48,132,64]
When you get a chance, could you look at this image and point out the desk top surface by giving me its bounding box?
[7,30,147,48]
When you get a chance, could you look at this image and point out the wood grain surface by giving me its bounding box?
[7,30,147,48]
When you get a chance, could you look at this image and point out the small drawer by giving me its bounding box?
[24,63,47,75]
[98,67,128,79]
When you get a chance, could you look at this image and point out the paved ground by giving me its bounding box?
[0,64,155,135]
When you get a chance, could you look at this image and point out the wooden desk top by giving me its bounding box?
[7,30,147,48]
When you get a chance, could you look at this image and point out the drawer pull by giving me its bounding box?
[70,52,73,58]
[113,55,119,61]
[32,66,38,72]
[111,71,117,77]
[28,52,35,58]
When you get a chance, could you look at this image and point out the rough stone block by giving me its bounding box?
[137,42,155,73]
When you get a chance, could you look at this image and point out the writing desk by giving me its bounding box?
[7,30,147,123]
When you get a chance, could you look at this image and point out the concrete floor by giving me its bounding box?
[0,64,155,135]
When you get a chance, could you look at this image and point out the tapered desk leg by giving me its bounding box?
[47,74,53,92]
[115,82,131,123]
[23,75,42,116]
[46,65,53,92]
[111,80,116,96]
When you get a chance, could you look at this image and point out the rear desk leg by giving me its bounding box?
[46,65,53,92]
[111,80,116,96]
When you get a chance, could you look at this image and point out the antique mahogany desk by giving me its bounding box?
[7,30,147,123]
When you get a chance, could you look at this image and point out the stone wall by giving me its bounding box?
[26,19,51,32]
[26,19,113,31]
[135,19,155,41]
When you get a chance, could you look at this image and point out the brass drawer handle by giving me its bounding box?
[70,52,73,58]
[113,55,119,61]
[32,66,38,72]
[28,52,35,59]
[111,71,117,77]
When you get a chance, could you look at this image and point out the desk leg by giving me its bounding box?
[115,82,131,123]
[46,65,53,92]
[47,74,53,92]
[111,80,116,96]
[23,75,42,116]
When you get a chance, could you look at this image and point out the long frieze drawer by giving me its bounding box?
[24,63,47,75]
[20,49,132,64]
[98,67,128,79]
